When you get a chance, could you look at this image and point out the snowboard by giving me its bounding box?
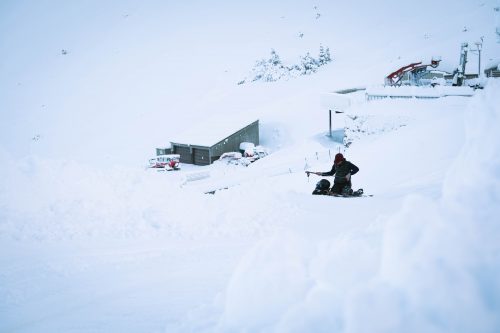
[330,193,373,198]
[312,188,372,197]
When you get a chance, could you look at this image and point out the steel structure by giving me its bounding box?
[385,59,441,86]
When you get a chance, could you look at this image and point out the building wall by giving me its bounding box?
[485,69,500,78]
[421,72,446,79]
[172,145,194,164]
[193,148,210,165]
[156,148,172,155]
[209,121,259,160]
[443,73,479,80]
[170,120,259,165]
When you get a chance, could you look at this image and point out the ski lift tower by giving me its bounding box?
[474,38,483,78]
[385,58,441,86]
[452,43,469,86]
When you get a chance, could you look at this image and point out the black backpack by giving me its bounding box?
[312,179,330,195]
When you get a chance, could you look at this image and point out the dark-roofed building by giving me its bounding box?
[168,119,259,165]
[484,62,500,78]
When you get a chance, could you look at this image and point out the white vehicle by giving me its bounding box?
[217,152,243,165]
[239,142,255,153]
[253,145,268,159]
[216,152,251,166]
[245,146,269,162]
[216,146,269,167]
[148,154,181,171]
[239,142,268,160]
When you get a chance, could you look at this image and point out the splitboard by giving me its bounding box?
[312,192,373,198]
[330,194,373,198]
[312,188,372,198]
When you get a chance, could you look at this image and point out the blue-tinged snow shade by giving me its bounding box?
[1,1,500,332]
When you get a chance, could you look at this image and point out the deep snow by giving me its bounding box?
[1,1,500,332]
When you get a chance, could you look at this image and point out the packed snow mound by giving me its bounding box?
[213,82,500,333]
[343,113,411,147]
[0,154,287,241]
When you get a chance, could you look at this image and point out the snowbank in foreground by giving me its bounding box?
[0,153,279,241]
[215,81,500,333]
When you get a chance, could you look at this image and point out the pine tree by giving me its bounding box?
[269,49,282,66]
[318,44,327,65]
[250,50,289,82]
[242,45,332,84]
[301,52,319,75]
[251,58,268,82]
[325,47,332,62]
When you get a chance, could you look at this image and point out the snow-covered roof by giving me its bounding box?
[485,58,500,71]
[170,116,259,147]
[428,70,452,75]
[155,143,172,149]
[320,92,352,110]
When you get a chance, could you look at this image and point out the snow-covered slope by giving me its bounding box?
[1,0,498,166]
[1,1,500,332]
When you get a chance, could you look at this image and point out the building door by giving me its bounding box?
[174,146,193,164]
[193,148,210,165]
